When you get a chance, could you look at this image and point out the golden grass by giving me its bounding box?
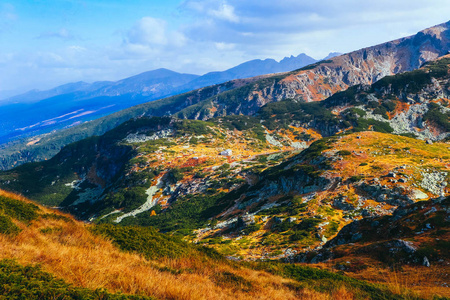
[352,264,450,299]
[312,255,450,300]
[0,190,338,299]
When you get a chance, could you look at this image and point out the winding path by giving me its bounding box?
[114,176,163,223]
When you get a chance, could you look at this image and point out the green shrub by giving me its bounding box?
[0,259,151,299]
[324,221,339,237]
[213,271,253,292]
[349,108,367,117]
[290,230,308,241]
[39,227,63,235]
[275,219,296,232]
[337,150,352,156]
[423,103,450,131]
[169,168,184,182]
[253,262,411,300]
[243,223,261,235]
[0,195,39,223]
[101,187,148,213]
[119,192,229,232]
[91,224,223,262]
[349,175,364,182]
[353,118,394,133]
[174,119,213,136]
[382,101,397,112]
[296,218,322,231]
[0,215,21,236]
[91,224,195,259]
[41,213,74,223]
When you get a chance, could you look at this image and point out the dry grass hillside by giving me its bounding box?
[1,189,411,300]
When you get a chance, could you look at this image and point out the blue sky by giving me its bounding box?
[1,0,450,96]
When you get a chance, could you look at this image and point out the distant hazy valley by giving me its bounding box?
[0,53,322,146]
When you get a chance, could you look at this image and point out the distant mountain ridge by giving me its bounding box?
[183,53,318,90]
[1,21,449,170]
[0,53,318,145]
[177,20,450,119]
[0,68,199,141]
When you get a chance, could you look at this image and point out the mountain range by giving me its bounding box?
[0,21,448,171]
[0,53,322,145]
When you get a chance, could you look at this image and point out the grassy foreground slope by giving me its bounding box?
[0,189,428,300]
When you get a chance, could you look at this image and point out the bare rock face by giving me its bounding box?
[279,21,450,102]
[200,21,450,117]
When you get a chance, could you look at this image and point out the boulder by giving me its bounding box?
[423,256,431,267]
[410,189,428,200]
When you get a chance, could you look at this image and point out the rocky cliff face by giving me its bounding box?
[177,21,450,120]
[272,21,450,102]
[248,56,450,142]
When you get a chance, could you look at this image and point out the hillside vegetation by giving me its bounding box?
[0,189,424,300]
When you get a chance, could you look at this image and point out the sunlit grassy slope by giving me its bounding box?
[0,189,429,300]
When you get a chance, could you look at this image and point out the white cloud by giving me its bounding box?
[127,17,169,46]
[125,17,187,47]
[181,1,239,23]
[37,28,75,40]
[181,0,450,59]
[215,42,236,50]
[119,16,187,60]
[209,3,239,23]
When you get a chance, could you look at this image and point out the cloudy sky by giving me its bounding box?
[1,0,450,97]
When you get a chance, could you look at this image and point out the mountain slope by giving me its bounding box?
[1,123,448,248]
[0,58,448,269]
[0,189,413,300]
[178,55,450,142]
[175,22,450,120]
[0,76,264,170]
[1,56,449,213]
[300,197,450,299]
[0,133,447,298]
[0,57,449,300]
